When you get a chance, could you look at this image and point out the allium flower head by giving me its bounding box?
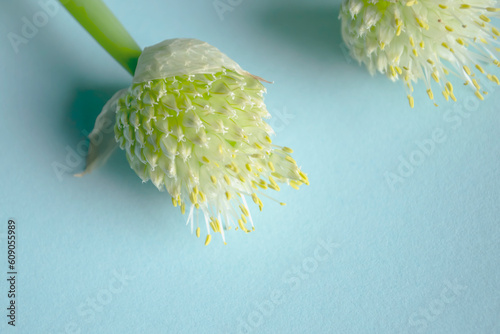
[340,0,500,107]
[84,39,308,245]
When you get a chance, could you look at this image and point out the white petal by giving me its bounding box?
[75,89,127,177]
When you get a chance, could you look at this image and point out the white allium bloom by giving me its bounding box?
[81,39,308,245]
[340,0,500,107]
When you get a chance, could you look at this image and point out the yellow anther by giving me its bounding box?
[432,72,439,83]
[251,193,260,205]
[238,219,248,233]
[442,90,450,101]
[450,92,457,102]
[268,175,278,186]
[202,156,210,163]
[196,227,200,238]
[446,82,453,92]
[408,95,415,108]
[224,175,231,185]
[226,163,239,173]
[232,162,240,173]
[258,182,268,190]
[487,74,500,85]
[189,191,197,204]
[211,175,217,184]
[240,205,249,217]
[396,25,402,36]
[463,65,472,75]
[271,172,283,179]
[472,79,481,90]
[427,89,434,100]
[415,17,424,28]
[289,180,301,190]
[205,234,211,246]
[226,191,231,200]
[390,66,397,77]
[268,183,280,191]
[479,14,491,22]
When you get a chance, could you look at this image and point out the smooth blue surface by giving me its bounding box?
[1,0,499,333]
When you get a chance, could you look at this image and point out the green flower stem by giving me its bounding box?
[60,0,142,75]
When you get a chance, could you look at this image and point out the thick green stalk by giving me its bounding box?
[60,0,142,75]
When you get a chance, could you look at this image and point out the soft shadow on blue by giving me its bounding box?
[256,4,346,62]
[63,86,182,233]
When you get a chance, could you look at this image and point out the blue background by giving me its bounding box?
[1,0,499,333]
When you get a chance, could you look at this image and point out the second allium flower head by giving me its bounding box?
[340,0,500,107]
[88,39,308,245]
